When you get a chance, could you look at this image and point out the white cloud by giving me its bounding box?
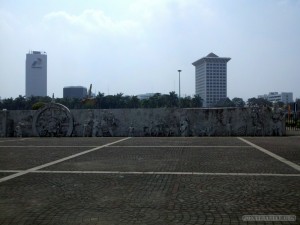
[128,0,215,23]
[43,9,141,36]
[0,9,19,33]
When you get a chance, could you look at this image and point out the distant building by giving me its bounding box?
[192,53,231,107]
[137,93,156,100]
[63,86,87,99]
[26,51,47,97]
[258,92,293,104]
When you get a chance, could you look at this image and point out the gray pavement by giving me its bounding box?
[0,137,299,225]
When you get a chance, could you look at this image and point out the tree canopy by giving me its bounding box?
[0,93,203,110]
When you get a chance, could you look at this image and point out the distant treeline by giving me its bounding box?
[0,91,294,110]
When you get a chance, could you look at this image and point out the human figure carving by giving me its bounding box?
[272,103,284,136]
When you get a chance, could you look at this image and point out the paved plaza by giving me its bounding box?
[0,136,299,225]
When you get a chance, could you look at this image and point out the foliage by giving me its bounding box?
[247,97,272,107]
[214,97,235,108]
[231,97,245,107]
[32,102,46,110]
[0,92,203,110]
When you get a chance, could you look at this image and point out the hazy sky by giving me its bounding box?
[1,0,300,100]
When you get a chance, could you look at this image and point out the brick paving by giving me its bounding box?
[0,137,299,225]
[0,147,90,170]
[43,146,299,174]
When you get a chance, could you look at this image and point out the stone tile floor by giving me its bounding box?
[0,137,299,225]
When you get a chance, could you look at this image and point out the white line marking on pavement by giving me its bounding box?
[0,145,252,148]
[0,138,32,143]
[107,146,252,148]
[31,170,300,177]
[0,146,98,148]
[238,137,300,172]
[0,137,131,183]
[0,170,23,173]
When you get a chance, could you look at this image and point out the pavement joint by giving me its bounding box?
[1,169,299,177]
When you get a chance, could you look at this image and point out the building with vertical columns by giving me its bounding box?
[258,92,293,104]
[26,51,47,97]
[192,53,231,107]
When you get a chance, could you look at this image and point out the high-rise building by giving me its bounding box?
[192,53,231,107]
[63,86,87,99]
[25,51,47,97]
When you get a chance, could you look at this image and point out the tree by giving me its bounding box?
[94,92,103,109]
[14,95,27,110]
[1,98,14,110]
[128,96,140,108]
[276,101,285,108]
[168,91,178,107]
[232,97,245,108]
[191,94,203,108]
[247,97,272,107]
[32,102,45,110]
[214,97,235,107]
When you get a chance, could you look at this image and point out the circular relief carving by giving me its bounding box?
[32,103,73,137]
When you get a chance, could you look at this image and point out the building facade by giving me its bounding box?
[63,86,87,99]
[26,51,47,97]
[137,93,156,100]
[192,53,231,107]
[258,92,293,104]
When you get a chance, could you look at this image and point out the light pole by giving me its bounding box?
[178,70,181,107]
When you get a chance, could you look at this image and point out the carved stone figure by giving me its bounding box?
[92,119,100,137]
[272,104,284,136]
[99,110,117,137]
[128,123,134,137]
[143,126,150,136]
[180,117,189,137]
[15,122,23,137]
[83,110,94,137]
[250,107,265,136]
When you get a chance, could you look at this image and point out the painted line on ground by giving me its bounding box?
[108,145,252,148]
[31,170,300,177]
[0,146,98,148]
[0,145,252,148]
[0,170,23,173]
[0,137,131,183]
[0,138,32,143]
[238,137,300,172]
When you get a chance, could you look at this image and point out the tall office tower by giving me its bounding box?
[192,53,231,107]
[26,51,47,97]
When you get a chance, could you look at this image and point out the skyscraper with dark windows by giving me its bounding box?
[192,53,231,107]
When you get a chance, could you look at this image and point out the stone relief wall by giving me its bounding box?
[0,103,286,137]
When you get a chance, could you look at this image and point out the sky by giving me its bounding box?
[0,0,300,101]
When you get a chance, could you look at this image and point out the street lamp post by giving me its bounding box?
[178,70,181,107]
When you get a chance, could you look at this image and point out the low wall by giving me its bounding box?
[0,103,285,137]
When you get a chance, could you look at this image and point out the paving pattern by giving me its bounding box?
[0,136,299,225]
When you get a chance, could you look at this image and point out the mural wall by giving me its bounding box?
[0,103,285,137]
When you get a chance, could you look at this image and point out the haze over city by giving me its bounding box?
[0,0,300,100]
